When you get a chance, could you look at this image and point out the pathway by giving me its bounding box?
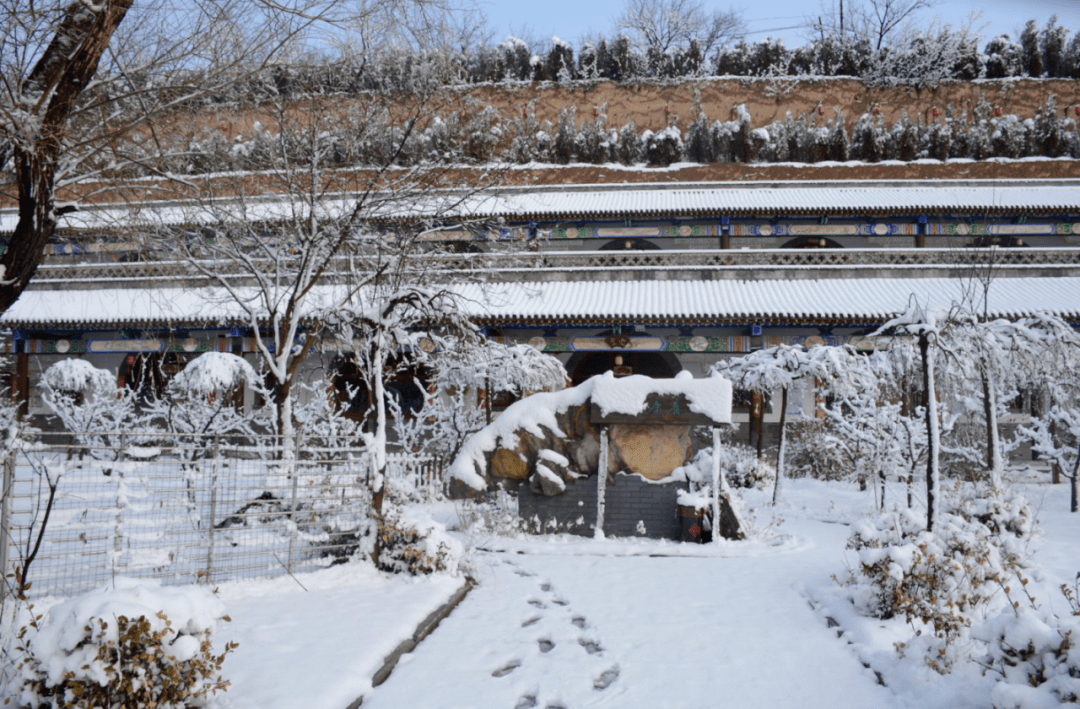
[362,518,905,709]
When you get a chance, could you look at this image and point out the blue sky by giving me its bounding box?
[479,0,1080,49]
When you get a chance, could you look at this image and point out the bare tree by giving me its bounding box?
[809,0,936,50]
[614,0,744,57]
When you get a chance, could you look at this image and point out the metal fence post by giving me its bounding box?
[286,433,300,574]
[113,434,127,570]
[205,435,221,584]
[0,443,15,605]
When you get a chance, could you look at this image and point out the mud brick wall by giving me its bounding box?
[518,475,688,540]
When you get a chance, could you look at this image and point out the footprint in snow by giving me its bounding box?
[578,638,603,655]
[515,695,537,709]
[492,660,521,678]
[571,616,587,629]
[527,598,546,609]
[538,638,555,653]
[521,616,542,628]
[594,665,620,691]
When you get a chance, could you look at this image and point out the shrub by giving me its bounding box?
[376,508,463,576]
[975,576,1080,707]
[843,507,1019,659]
[786,419,848,481]
[12,579,235,709]
[643,126,683,166]
[713,444,775,490]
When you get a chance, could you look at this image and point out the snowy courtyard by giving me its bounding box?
[190,475,1078,709]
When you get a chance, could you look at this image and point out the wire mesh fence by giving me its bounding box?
[0,432,444,601]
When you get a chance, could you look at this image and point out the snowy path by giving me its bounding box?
[363,519,901,709]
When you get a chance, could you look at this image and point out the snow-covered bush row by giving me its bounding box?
[164,92,1079,174]
[5,578,235,709]
[42,353,270,447]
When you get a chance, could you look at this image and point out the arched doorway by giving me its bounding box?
[967,235,1027,248]
[566,349,682,387]
[598,238,661,251]
[780,236,844,249]
[118,352,194,404]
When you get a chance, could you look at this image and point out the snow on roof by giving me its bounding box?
[459,181,1080,219]
[6,276,1080,328]
[408,180,1080,220]
[458,277,1080,324]
[4,179,1079,234]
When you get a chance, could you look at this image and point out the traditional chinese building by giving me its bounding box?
[4,177,1080,446]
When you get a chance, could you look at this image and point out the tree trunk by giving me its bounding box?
[370,342,389,566]
[1070,438,1080,514]
[772,386,788,505]
[919,330,940,532]
[1050,417,1062,484]
[981,367,1002,489]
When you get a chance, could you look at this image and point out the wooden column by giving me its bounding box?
[13,348,29,419]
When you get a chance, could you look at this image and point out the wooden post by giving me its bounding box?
[750,391,764,458]
[14,350,28,419]
[595,427,608,539]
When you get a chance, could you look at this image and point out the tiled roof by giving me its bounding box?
[5,179,1079,234]
[458,181,1080,219]
[457,277,1080,324]
[7,277,1080,328]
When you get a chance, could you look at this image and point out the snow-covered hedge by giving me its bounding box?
[10,579,235,709]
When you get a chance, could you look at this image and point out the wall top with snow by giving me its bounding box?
[590,371,732,426]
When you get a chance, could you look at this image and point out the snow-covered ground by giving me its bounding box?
[211,564,463,709]
[184,475,1078,709]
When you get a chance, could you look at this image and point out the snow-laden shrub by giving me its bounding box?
[953,488,1035,569]
[376,508,463,576]
[843,506,1020,660]
[786,419,848,481]
[643,126,683,166]
[150,352,267,441]
[42,359,135,436]
[12,579,235,709]
[973,577,1080,707]
[711,444,775,490]
[455,490,522,536]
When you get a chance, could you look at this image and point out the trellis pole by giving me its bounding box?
[595,427,608,539]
